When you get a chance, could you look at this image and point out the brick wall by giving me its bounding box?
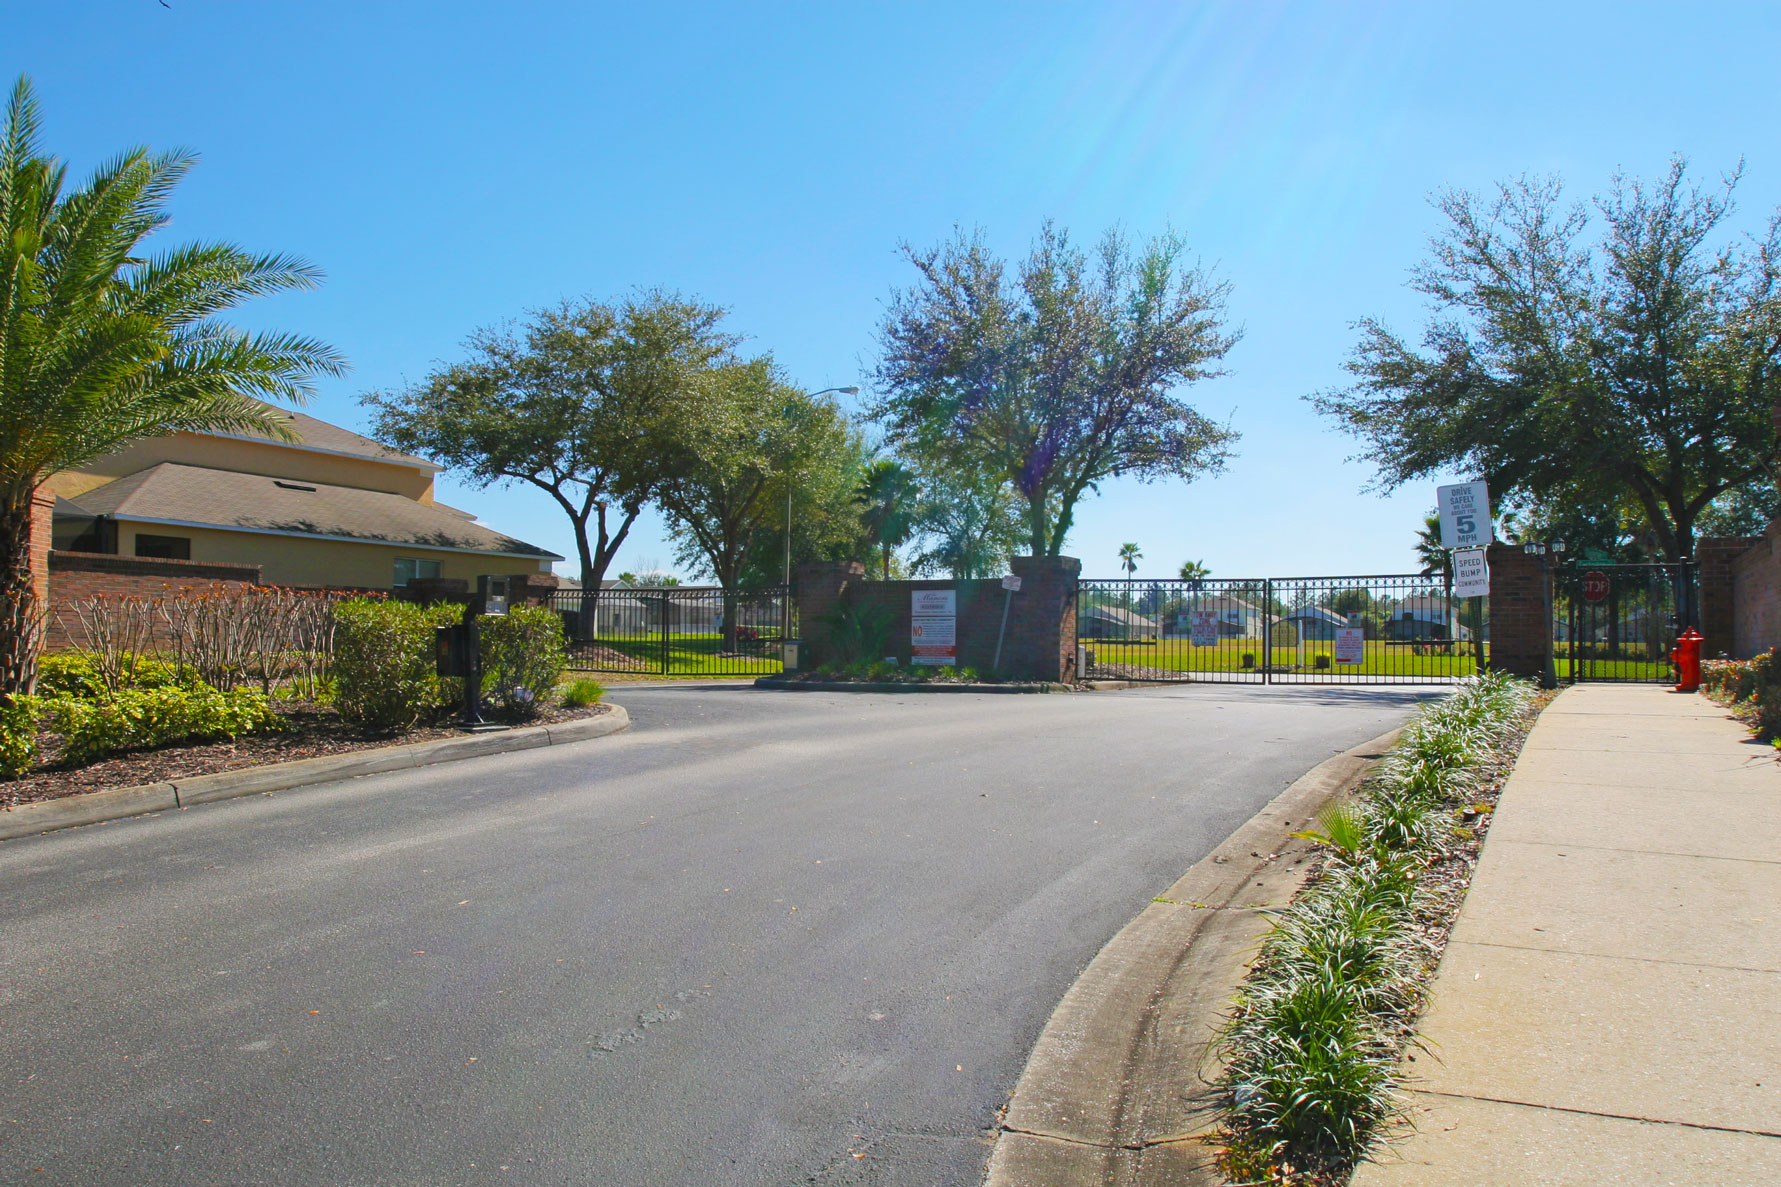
[793,556,1080,682]
[1730,520,1781,659]
[44,551,263,651]
[1485,543,1554,684]
[1698,535,1761,658]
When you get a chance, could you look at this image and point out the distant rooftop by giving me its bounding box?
[204,404,439,472]
[69,463,560,559]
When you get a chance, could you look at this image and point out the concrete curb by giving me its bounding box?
[752,677,1074,694]
[0,705,630,842]
[982,725,1405,1187]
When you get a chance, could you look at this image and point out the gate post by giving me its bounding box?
[1485,543,1555,685]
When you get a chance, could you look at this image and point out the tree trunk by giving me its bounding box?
[0,493,43,698]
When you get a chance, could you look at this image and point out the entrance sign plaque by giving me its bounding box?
[912,589,957,666]
[1334,627,1365,665]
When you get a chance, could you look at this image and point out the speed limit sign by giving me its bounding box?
[1583,570,1610,603]
[1436,481,1492,549]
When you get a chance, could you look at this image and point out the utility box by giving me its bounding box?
[435,624,469,677]
[781,639,801,672]
[477,574,511,616]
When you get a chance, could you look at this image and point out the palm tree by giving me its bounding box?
[1119,542,1142,577]
[854,460,919,579]
[1118,542,1142,624]
[1414,513,1451,583]
[0,76,345,693]
[1178,558,1210,583]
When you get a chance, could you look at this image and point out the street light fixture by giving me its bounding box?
[783,386,860,588]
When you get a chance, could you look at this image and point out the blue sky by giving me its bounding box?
[9,2,1780,581]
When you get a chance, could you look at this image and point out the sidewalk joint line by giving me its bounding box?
[1452,938,1781,976]
[1409,1089,1781,1139]
[1489,837,1781,867]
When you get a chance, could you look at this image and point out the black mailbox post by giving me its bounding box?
[441,576,513,730]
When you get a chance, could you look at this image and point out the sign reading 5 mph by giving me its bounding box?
[1436,481,1493,550]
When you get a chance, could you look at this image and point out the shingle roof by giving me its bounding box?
[209,406,439,471]
[71,463,561,559]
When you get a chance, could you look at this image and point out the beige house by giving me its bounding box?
[41,407,560,590]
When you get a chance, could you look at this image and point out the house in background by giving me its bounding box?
[1282,605,1351,641]
[1079,603,1158,640]
[1170,594,1273,639]
[1386,594,1472,642]
[40,405,561,590]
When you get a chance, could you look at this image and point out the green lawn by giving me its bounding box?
[1083,637,1482,678]
[568,632,784,676]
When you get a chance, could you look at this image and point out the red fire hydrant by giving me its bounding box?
[1671,628,1703,693]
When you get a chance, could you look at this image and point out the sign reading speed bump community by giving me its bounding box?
[911,589,957,666]
[1453,547,1490,598]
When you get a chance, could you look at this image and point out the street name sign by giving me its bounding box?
[1436,481,1493,549]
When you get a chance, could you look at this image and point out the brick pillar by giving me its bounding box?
[1486,542,1553,684]
[793,560,865,667]
[1697,536,1759,659]
[28,486,54,607]
[1008,555,1082,682]
[506,572,560,606]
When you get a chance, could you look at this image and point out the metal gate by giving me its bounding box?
[548,585,793,677]
[1556,562,1695,683]
[1076,575,1483,685]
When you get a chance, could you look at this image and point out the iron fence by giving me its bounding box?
[1556,562,1694,683]
[1076,574,1483,685]
[547,585,793,677]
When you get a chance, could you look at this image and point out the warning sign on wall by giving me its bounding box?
[912,589,957,666]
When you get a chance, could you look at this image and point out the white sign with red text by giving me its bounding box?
[912,589,958,666]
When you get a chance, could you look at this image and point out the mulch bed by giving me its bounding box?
[1,701,614,811]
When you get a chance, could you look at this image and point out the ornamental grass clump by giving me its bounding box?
[1214,672,1535,1181]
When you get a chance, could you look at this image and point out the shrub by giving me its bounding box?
[331,599,461,732]
[38,652,192,698]
[560,677,604,708]
[1702,652,1781,739]
[39,685,282,766]
[816,601,895,669]
[0,695,40,777]
[481,606,567,720]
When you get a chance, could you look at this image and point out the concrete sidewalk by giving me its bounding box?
[1354,683,1781,1185]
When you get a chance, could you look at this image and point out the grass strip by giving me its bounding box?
[1209,671,1540,1185]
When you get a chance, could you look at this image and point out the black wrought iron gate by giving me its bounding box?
[1555,562,1696,683]
[1075,574,1484,685]
[548,585,794,677]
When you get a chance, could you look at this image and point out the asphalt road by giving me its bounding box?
[0,683,1433,1187]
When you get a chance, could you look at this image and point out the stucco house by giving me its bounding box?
[1079,604,1159,640]
[39,405,561,591]
[1170,594,1273,639]
[1282,605,1352,641]
[1386,594,1473,642]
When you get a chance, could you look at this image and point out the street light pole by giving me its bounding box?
[782,386,859,590]
[781,385,858,643]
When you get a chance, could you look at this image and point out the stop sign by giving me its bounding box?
[1582,570,1610,603]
